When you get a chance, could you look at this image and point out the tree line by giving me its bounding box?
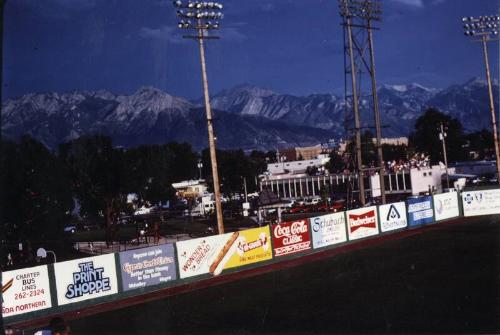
[0,135,272,248]
[327,108,495,172]
[0,107,494,248]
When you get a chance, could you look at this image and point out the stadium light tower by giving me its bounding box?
[462,15,500,183]
[173,0,225,233]
[339,0,385,206]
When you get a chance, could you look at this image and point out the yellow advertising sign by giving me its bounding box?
[224,226,273,270]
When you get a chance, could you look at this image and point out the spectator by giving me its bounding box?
[34,317,70,335]
[49,317,70,335]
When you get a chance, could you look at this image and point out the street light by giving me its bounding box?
[439,122,450,190]
[37,247,57,263]
[173,1,225,234]
[462,15,500,184]
[197,159,203,180]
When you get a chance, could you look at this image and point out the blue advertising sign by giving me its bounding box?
[406,196,434,227]
[119,244,177,291]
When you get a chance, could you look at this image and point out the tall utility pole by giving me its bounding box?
[345,13,365,206]
[367,18,386,204]
[463,15,500,183]
[174,0,225,233]
[339,0,384,205]
[439,122,450,189]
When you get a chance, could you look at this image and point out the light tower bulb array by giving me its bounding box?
[463,15,500,36]
[174,1,223,30]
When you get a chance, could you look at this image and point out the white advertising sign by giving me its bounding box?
[434,192,460,221]
[2,265,52,318]
[346,206,379,241]
[310,212,347,249]
[462,189,500,217]
[54,254,118,306]
[378,202,408,233]
[176,232,239,279]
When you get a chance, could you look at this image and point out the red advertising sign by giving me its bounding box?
[272,220,311,257]
[346,206,379,241]
[349,210,377,233]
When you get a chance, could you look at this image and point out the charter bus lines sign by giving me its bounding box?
[54,254,118,305]
[346,206,379,240]
[2,265,52,318]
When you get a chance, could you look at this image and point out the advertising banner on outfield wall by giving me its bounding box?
[407,196,434,226]
[2,265,52,318]
[462,188,500,216]
[434,192,460,221]
[378,202,408,233]
[119,244,177,291]
[272,220,312,257]
[177,226,273,279]
[310,212,347,249]
[346,206,379,240]
[54,253,118,306]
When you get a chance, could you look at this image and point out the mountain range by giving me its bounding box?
[2,78,498,151]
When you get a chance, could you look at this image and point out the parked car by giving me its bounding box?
[329,200,345,213]
[287,205,306,214]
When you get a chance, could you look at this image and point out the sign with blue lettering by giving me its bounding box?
[119,244,177,291]
[462,189,500,216]
[406,196,434,227]
[54,254,118,306]
[309,212,347,249]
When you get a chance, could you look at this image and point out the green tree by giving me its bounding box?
[326,151,345,173]
[464,129,494,160]
[382,144,409,162]
[123,142,197,205]
[409,108,467,164]
[1,136,73,244]
[346,130,377,167]
[59,135,126,226]
[202,148,267,195]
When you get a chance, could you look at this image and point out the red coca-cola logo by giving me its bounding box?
[273,220,308,238]
[272,220,311,256]
[349,210,376,233]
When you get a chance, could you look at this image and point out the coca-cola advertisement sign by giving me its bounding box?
[346,206,379,241]
[272,220,311,257]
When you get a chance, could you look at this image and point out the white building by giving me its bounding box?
[265,154,331,179]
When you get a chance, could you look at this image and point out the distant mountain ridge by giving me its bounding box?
[206,78,498,137]
[2,78,498,150]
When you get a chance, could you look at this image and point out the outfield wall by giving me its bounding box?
[3,187,500,325]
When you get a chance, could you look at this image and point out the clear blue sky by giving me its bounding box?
[2,0,499,100]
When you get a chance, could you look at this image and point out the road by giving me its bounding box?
[36,216,500,334]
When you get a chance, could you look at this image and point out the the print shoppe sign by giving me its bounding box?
[54,254,118,306]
